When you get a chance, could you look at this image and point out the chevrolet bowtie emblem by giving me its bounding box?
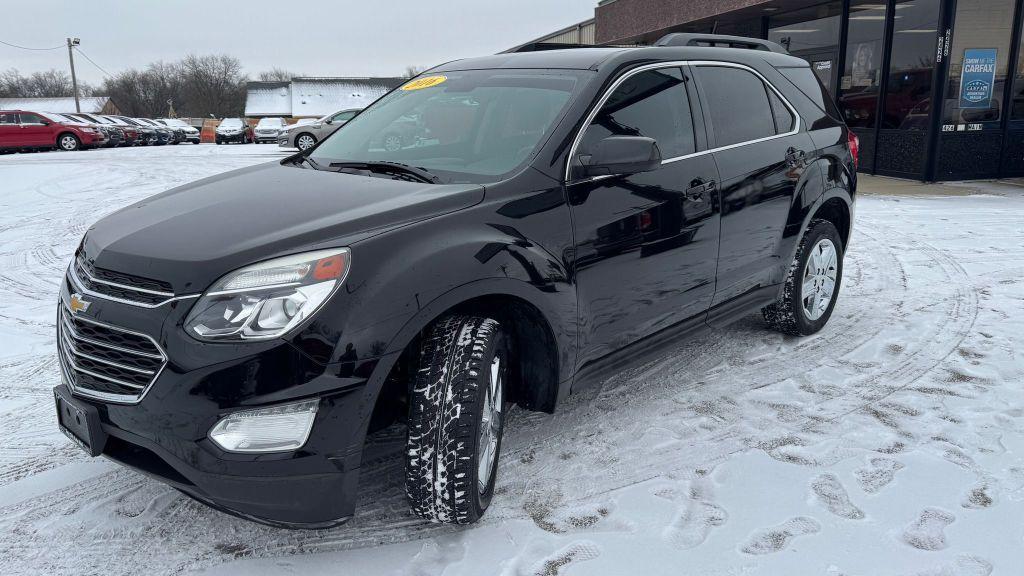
[69,293,91,314]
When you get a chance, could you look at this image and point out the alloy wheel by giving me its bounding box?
[801,238,838,321]
[60,136,78,151]
[297,135,315,150]
[477,355,503,494]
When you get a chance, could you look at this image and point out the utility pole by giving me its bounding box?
[67,37,81,112]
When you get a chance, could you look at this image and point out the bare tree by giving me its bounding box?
[179,54,248,117]
[0,68,93,98]
[257,67,298,82]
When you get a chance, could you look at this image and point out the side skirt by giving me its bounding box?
[569,284,780,394]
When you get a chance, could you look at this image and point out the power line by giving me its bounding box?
[0,39,65,51]
[73,46,113,78]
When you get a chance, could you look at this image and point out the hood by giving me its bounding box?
[82,162,484,293]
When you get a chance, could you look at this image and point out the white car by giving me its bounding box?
[156,118,201,144]
[254,117,288,144]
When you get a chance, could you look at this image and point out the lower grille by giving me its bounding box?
[57,305,167,404]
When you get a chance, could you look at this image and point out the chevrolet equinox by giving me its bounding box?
[54,34,856,528]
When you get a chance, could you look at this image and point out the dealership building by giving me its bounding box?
[523,0,1024,181]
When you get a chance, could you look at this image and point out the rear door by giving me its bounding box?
[568,65,721,366]
[0,112,19,147]
[18,112,52,146]
[691,63,816,312]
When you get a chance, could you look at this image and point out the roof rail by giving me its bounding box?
[654,33,788,54]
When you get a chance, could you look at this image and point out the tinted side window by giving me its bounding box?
[19,113,44,125]
[580,67,695,160]
[696,66,776,147]
[767,89,795,133]
[779,66,842,121]
[333,111,356,122]
[0,113,17,124]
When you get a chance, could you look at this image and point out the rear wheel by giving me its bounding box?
[763,219,844,335]
[405,315,508,524]
[58,133,80,151]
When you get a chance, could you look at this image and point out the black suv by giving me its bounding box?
[54,35,856,528]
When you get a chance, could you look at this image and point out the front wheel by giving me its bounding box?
[763,219,844,335]
[58,133,80,151]
[295,133,316,151]
[405,315,508,524]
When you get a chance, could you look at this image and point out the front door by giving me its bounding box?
[567,65,721,367]
[18,113,52,146]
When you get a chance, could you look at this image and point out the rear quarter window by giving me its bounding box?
[778,66,843,121]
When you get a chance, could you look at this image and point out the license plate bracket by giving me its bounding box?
[54,385,106,457]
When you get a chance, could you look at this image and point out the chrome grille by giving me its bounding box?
[72,254,178,307]
[57,305,167,404]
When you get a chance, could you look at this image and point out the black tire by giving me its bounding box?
[763,219,844,335]
[406,315,508,524]
[57,133,80,152]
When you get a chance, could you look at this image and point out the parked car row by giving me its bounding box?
[0,109,202,152]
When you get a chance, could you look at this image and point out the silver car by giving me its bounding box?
[278,108,360,150]
[254,117,288,144]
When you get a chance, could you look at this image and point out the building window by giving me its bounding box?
[839,0,887,128]
[768,2,842,55]
[881,0,941,130]
[943,0,1014,126]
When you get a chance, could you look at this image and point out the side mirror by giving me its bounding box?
[324,119,333,125]
[578,136,662,178]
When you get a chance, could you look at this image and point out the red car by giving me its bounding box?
[0,109,107,152]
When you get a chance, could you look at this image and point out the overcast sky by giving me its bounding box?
[1,0,597,85]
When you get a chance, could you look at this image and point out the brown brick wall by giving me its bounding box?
[595,0,772,44]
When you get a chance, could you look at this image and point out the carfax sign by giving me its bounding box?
[959,48,997,109]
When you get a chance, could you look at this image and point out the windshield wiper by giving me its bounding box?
[327,161,441,184]
[294,155,323,170]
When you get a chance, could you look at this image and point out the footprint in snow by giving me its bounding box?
[654,479,727,549]
[855,457,904,493]
[740,516,820,555]
[902,508,955,551]
[519,540,601,576]
[811,473,864,519]
[903,554,992,576]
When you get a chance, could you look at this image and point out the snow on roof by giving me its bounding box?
[289,77,404,117]
[0,96,111,114]
[243,81,292,116]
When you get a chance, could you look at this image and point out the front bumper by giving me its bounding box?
[56,273,393,527]
[216,132,247,142]
[255,131,279,142]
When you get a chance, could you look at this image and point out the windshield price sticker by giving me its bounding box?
[402,75,447,91]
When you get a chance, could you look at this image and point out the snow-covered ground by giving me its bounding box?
[1,145,1023,576]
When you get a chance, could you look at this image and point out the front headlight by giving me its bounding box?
[184,248,351,341]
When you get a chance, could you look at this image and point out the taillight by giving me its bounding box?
[848,130,860,168]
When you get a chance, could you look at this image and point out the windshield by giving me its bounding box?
[39,112,74,123]
[256,118,282,128]
[220,118,244,129]
[309,69,583,184]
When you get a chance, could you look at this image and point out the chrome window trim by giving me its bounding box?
[68,263,200,309]
[58,304,169,405]
[565,59,801,183]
